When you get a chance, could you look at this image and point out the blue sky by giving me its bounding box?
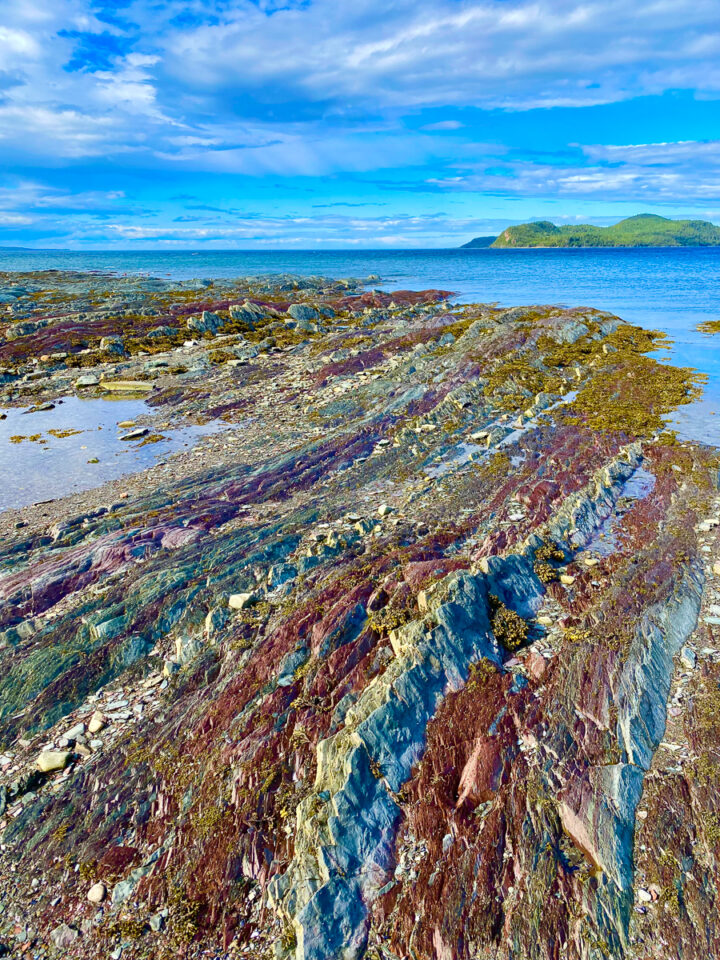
[1,0,720,248]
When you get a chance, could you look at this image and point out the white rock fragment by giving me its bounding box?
[87,882,106,903]
[228,592,257,611]
[680,646,697,670]
[36,750,72,773]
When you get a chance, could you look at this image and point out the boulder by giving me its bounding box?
[99,336,125,356]
[147,325,178,338]
[87,711,106,734]
[6,319,49,340]
[229,301,267,327]
[229,592,257,610]
[288,304,320,323]
[187,311,223,334]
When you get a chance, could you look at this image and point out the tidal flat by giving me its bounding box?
[0,270,719,960]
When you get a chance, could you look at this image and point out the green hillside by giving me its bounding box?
[461,235,496,248]
[468,214,720,248]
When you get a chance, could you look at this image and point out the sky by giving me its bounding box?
[1,0,720,248]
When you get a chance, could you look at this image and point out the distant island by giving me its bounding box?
[460,235,496,248]
[462,214,720,248]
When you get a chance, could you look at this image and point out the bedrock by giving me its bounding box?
[273,445,697,960]
[557,560,704,957]
[270,568,516,960]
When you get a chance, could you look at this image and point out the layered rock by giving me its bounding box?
[0,272,716,960]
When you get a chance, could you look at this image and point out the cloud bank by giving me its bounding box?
[0,0,719,245]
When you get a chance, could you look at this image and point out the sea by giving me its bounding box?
[1,246,719,510]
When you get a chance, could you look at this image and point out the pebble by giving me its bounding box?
[87,882,106,903]
[680,646,697,670]
[104,699,129,711]
[87,711,106,734]
[49,923,79,949]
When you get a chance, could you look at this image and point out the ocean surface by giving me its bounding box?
[2,246,719,467]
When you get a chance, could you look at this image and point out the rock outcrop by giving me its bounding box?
[0,271,716,960]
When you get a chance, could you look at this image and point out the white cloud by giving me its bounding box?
[95,59,158,110]
[1,0,720,245]
[1,0,717,166]
[102,212,489,246]
[0,26,40,65]
[422,121,464,131]
[0,212,33,224]
[423,140,720,200]
[0,104,118,156]
[161,0,720,112]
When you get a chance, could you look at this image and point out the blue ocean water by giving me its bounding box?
[2,246,719,442]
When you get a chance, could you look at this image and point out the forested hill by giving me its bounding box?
[462,214,720,247]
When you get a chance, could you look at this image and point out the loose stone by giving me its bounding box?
[35,750,72,773]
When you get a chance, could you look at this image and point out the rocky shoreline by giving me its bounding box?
[0,270,718,960]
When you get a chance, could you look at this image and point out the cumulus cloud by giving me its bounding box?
[0,0,719,164]
[0,0,719,244]
[160,0,720,113]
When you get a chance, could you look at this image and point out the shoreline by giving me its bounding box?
[0,270,718,960]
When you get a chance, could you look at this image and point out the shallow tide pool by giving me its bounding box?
[1,396,224,513]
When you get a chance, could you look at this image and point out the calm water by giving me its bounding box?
[1,246,719,469]
[2,245,719,356]
[0,396,224,512]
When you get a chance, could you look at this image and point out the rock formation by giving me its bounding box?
[0,271,717,960]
